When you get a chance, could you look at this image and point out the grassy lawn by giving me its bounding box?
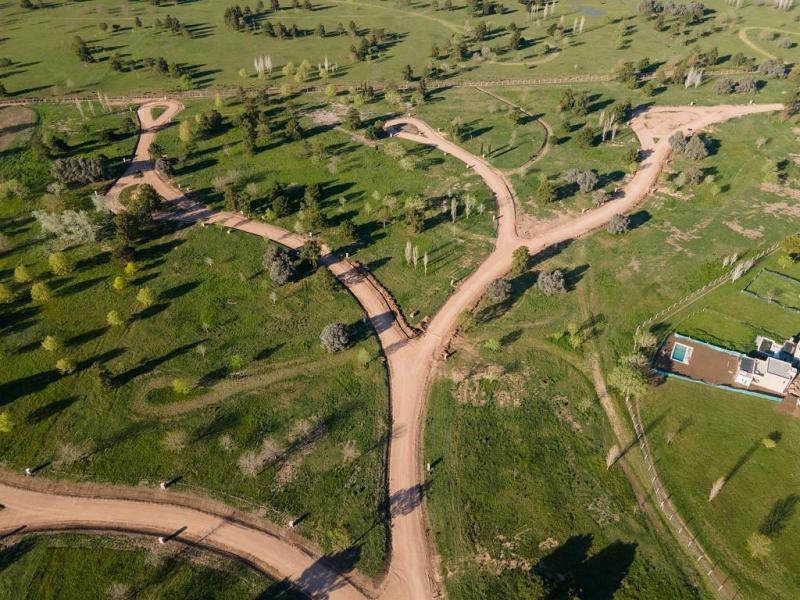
[424,319,707,598]
[0,106,390,576]
[155,94,496,320]
[0,533,295,599]
[744,269,800,313]
[0,0,798,95]
[641,380,800,600]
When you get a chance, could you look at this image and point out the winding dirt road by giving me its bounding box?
[0,99,783,599]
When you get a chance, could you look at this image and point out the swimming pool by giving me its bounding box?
[672,343,690,363]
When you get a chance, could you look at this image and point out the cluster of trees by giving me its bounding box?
[51,156,108,185]
[155,14,189,36]
[557,88,590,115]
[564,169,599,194]
[144,56,191,89]
[72,36,94,63]
[668,131,709,160]
[224,5,260,30]
[637,0,705,24]
[712,76,757,95]
[758,59,788,79]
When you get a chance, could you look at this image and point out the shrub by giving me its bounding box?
[483,338,502,352]
[106,310,124,327]
[136,287,156,308]
[592,189,611,206]
[41,335,63,352]
[320,322,349,352]
[565,169,599,194]
[607,214,631,234]
[264,245,295,285]
[48,252,74,276]
[510,246,529,276]
[537,269,566,296]
[172,378,195,395]
[51,155,108,185]
[486,278,512,302]
[13,265,32,283]
[684,135,708,160]
[30,282,51,302]
[0,283,14,304]
[56,357,76,375]
[758,59,787,79]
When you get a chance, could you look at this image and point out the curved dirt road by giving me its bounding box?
[0,100,783,599]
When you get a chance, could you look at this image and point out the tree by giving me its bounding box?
[608,364,647,398]
[576,126,594,148]
[55,357,76,375]
[33,210,99,247]
[511,246,529,277]
[0,411,11,433]
[565,169,598,193]
[536,178,556,203]
[486,278,512,302]
[41,335,63,353]
[51,156,108,185]
[668,131,687,153]
[264,245,295,284]
[747,533,772,559]
[343,107,361,131]
[107,310,124,327]
[607,214,630,235]
[782,235,800,261]
[0,283,13,304]
[300,239,322,266]
[592,189,610,206]
[402,64,414,81]
[684,135,708,160]
[320,322,349,352]
[136,287,156,309]
[48,252,74,276]
[30,282,52,303]
[13,265,32,283]
[537,270,566,296]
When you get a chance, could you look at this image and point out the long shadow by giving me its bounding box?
[0,369,61,406]
[114,340,206,385]
[0,538,35,574]
[759,494,799,537]
[66,326,109,347]
[724,438,762,483]
[161,280,200,300]
[615,410,668,465]
[26,396,79,423]
[260,544,363,600]
[537,534,638,600]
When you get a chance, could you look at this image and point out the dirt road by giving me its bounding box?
[0,100,783,599]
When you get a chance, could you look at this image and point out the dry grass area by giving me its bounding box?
[0,106,36,151]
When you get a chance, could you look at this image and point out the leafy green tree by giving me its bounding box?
[41,335,63,353]
[608,364,647,398]
[56,357,76,375]
[511,246,529,277]
[30,282,51,303]
[300,239,322,266]
[136,287,156,309]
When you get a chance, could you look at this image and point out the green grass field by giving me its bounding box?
[641,380,800,600]
[0,0,798,95]
[0,104,390,576]
[0,533,296,599]
[424,315,708,598]
[154,93,496,320]
[744,268,800,313]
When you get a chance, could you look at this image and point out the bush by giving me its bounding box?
[264,244,295,285]
[486,278,512,302]
[537,269,566,296]
[30,282,51,303]
[510,246,529,276]
[172,378,195,395]
[565,169,599,194]
[41,335,63,352]
[592,189,611,206]
[0,283,13,304]
[684,135,708,160]
[13,265,32,283]
[51,155,109,185]
[320,322,349,352]
[136,287,156,308]
[56,357,76,375]
[48,252,74,276]
[607,214,630,234]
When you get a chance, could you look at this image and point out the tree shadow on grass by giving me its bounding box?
[26,396,79,423]
[66,326,109,347]
[0,538,35,574]
[114,340,207,386]
[724,437,763,483]
[537,534,638,600]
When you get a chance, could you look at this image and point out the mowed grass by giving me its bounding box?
[0,0,798,95]
[0,107,390,575]
[0,533,295,599]
[641,380,800,600]
[155,94,496,320]
[424,330,707,598]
